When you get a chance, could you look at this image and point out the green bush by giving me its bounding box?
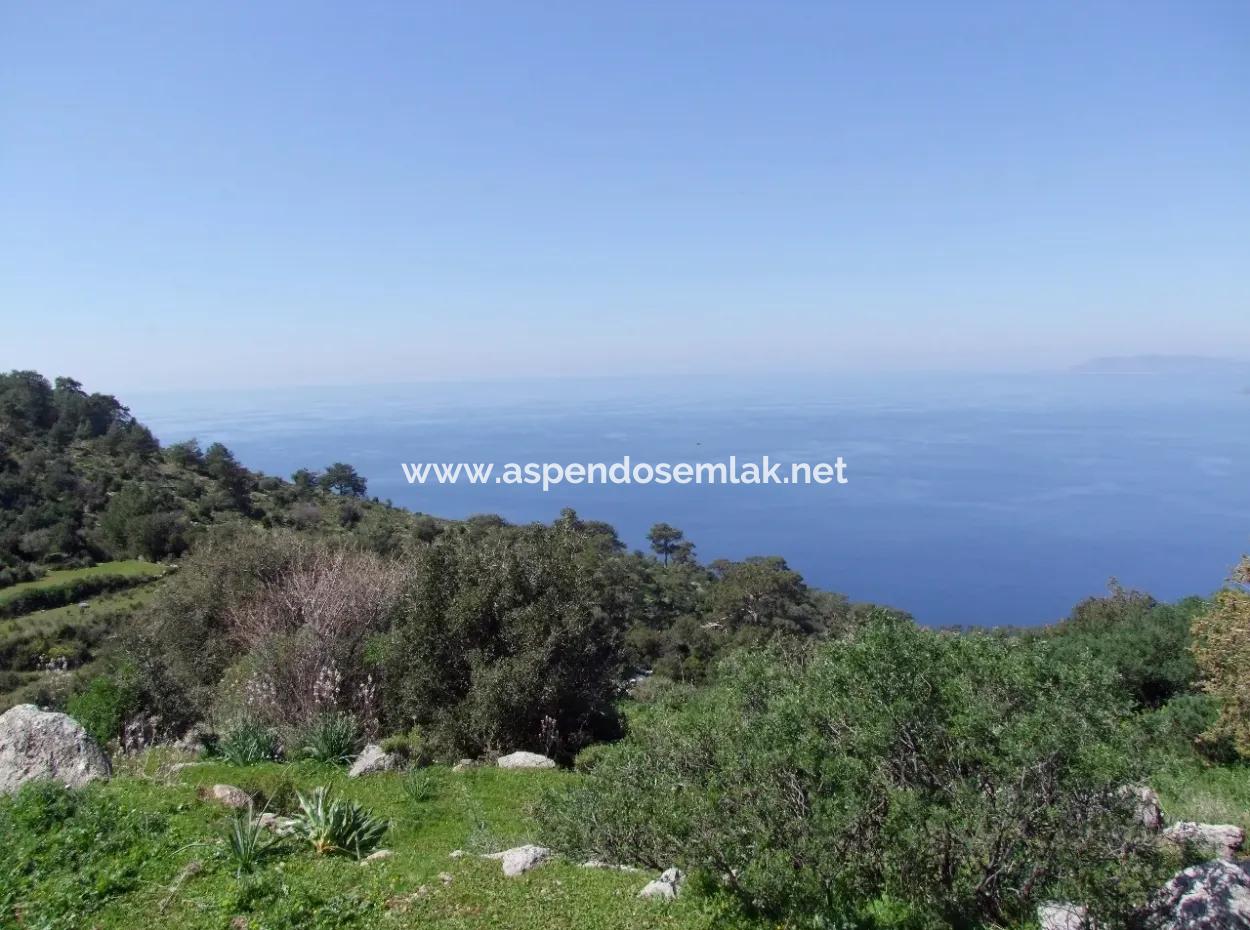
[294,712,361,765]
[379,727,430,766]
[217,720,279,765]
[373,522,627,759]
[540,614,1167,929]
[66,668,141,745]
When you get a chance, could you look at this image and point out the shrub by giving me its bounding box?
[1191,556,1250,757]
[540,614,1166,929]
[1047,584,1202,707]
[380,727,430,766]
[218,720,279,765]
[373,522,627,759]
[294,712,361,765]
[66,667,141,745]
[291,786,388,859]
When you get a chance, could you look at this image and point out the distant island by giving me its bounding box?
[1072,354,1250,375]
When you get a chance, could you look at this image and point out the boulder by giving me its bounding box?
[499,844,551,876]
[1137,859,1250,930]
[1129,785,1165,832]
[361,848,394,864]
[1162,822,1245,860]
[452,759,479,772]
[497,751,556,770]
[0,704,111,794]
[1038,902,1091,930]
[348,744,400,778]
[639,867,684,901]
[204,784,251,809]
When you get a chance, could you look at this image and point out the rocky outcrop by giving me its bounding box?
[639,867,684,901]
[1162,822,1245,860]
[348,744,400,778]
[1136,859,1250,930]
[0,704,111,794]
[497,751,556,770]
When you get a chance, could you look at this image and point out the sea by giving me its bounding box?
[128,370,1250,628]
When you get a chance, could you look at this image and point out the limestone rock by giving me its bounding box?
[1162,822,1245,859]
[499,844,551,876]
[204,784,251,809]
[348,744,400,778]
[1137,859,1250,930]
[497,751,556,770]
[1038,902,1092,930]
[639,867,684,901]
[0,704,111,794]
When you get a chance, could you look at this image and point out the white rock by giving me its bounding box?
[1138,859,1250,930]
[500,844,551,876]
[1038,902,1091,930]
[639,867,684,900]
[0,704,111,794]
[1162,822,1245,859]
[348,744,399,778]
[497,751,556,770]
[452,759,478,772]
[361,849,394,864]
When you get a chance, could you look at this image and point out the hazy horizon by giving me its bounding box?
[4,2,1248,390]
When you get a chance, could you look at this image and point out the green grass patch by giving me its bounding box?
[0,758,760,930]
[0,561,168,619]
[1151,756,1250,831]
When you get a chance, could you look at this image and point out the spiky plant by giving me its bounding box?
[291,786,388,859]
[225,805,277,877]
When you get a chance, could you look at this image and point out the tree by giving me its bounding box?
[291,468,321,496]
[1192,555,1250,756]
[319,462,367,497]
[646,523,684,565]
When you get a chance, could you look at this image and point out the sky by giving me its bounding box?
[2,1,1248,391]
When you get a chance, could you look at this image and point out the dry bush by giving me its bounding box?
[225,547,404,731]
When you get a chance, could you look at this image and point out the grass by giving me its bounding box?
[0,756,759,930]
[0,560,166,608]
[1151,755,1250,832]
[0,582,164,710]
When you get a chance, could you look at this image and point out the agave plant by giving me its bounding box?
[291,786,388,859]
[225,805,277,876]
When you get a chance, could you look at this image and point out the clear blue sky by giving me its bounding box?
[3,2,1248,390]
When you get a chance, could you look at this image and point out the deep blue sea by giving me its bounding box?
[128,371,1250,628]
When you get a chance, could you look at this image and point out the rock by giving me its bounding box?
[438,871,454,884]
[497,751,556,770]
[1137,859,1250,930]
[499,844,551,876]
[204,784,251,809]
[348,744,400,778]
[0,704,111,794]
[1038,902,1092,930]
[449,849,466,859]
[1128,785,1165,832]
[361,849,394,864]
[173,723,215,754]
[639,867,684,901]
[452,759,479,772]
[1162,822,1245,859]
